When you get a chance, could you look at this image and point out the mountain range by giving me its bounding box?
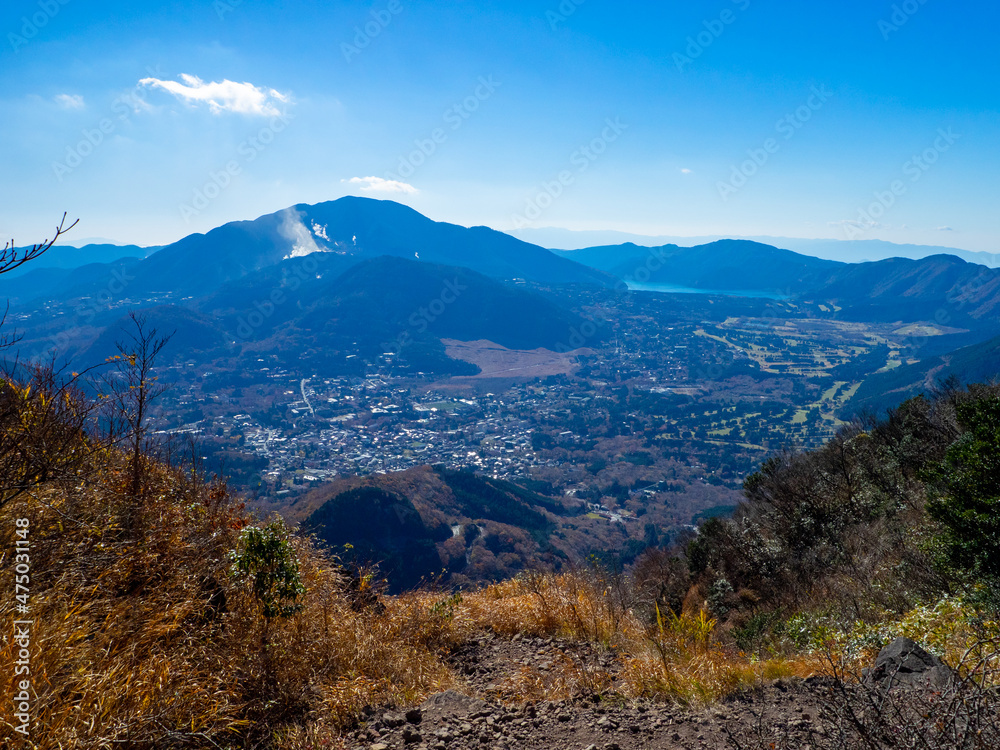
[512,227,1000,267]
[5,196,1000,398]
[12,198,1000,325]
[556,241,1000,328]
[121,197,617,298]
[1,242,157,278]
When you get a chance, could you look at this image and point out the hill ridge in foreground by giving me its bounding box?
[841,331,1000,416]
[351,634,992,750]
[349,649,837,749]
[3,367,999,749]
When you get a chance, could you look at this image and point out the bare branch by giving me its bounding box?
[98,311,174,505]
[0,211,79,276]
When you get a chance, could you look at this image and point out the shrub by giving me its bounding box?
[229,519,306,619]
[926,392,1000,587]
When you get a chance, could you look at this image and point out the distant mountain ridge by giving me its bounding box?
[557,242,1000,328]
[62,254,594,377]
[7,198,1000,388]
[11,197,995,315]
[557,240,843,294]
[205,254,593,373]
[1,243,156,280]
[513,227,999,267]
[0,258,143,305]
[119,197,617,297]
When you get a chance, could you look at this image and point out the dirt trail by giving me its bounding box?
[344,633,833,750]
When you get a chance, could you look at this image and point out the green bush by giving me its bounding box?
[926,393,1000,583]
[229,520,306,618]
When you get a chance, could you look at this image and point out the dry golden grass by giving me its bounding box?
[459,571,637,643]
[0,446,456,748]
[0,460,833,749]
[399,572,823,707]
[0,385,833,748]
[620,644,819,706]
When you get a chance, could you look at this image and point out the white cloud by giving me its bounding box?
[345,176,418,195]
[830,218,882,230]
[54,93,85,110]
[680,168,692,174]
[138,74,290,116]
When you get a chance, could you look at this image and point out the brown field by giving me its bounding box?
[441,339,593,380]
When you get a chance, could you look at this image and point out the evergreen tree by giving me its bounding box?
[926,393,1000,583]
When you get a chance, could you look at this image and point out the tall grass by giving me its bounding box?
[0,445,455,747]
[7,373,983,747]
[418,570,820,705]
[3,476,821,747]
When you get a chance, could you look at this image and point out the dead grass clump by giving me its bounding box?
[452,570,819,706]
[461,569,641,644]
[621,646,817,706]
[619,607,819,705]
[263,544,458,727]
[0,458,250,747]
[0,441,455,748]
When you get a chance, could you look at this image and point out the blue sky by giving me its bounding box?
[2,0,998,253]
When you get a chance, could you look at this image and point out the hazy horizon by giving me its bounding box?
[22,196,1000,270]
[3,0,999,253]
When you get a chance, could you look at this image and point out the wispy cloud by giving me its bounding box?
[345,176,418,194]
[138,74,290,116]
[54,93,85,110]
[937,226,954,232]
[680,168,692,174]
[830,218,883,230]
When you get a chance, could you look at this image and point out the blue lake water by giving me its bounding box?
[626,281,789,300]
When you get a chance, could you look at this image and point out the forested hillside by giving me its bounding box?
[686,382,1000,651]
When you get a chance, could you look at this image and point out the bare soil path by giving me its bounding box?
[343,632,833,750]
